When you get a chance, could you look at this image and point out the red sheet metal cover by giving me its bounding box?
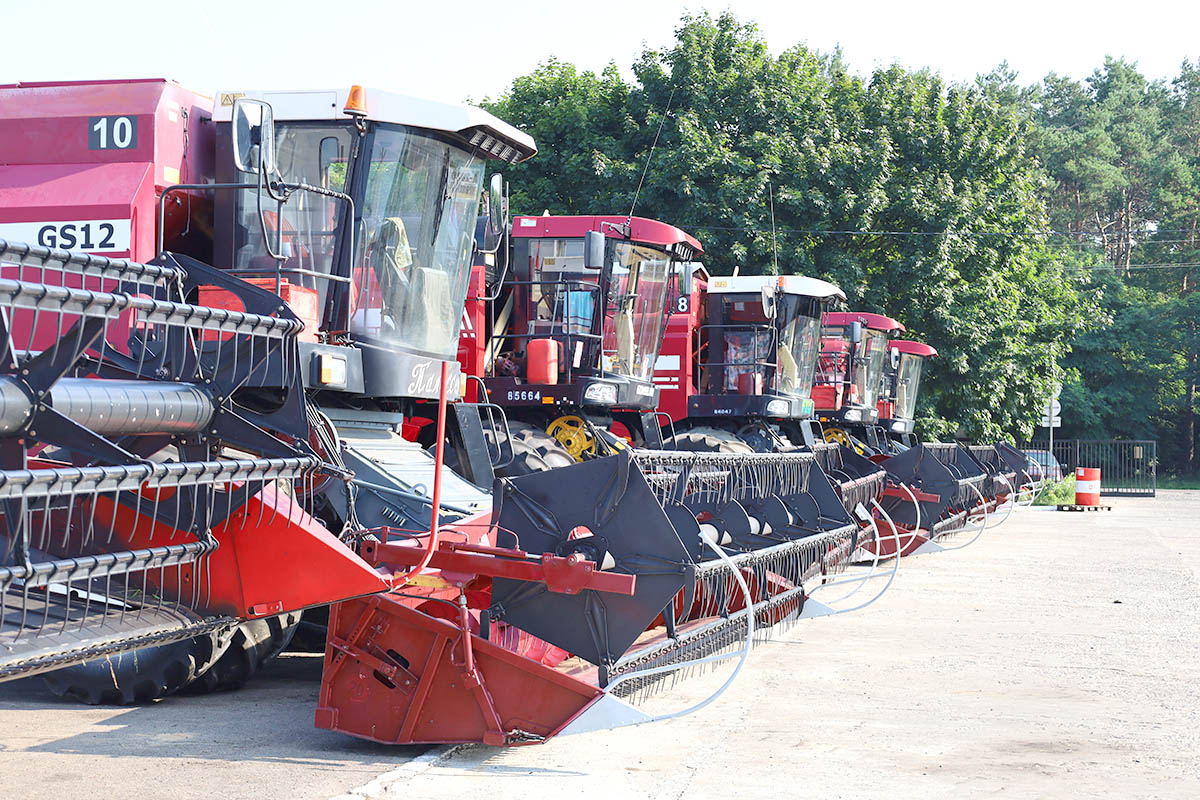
[890,339,938,357]
[824,310,905,333]
[0,161,153,257]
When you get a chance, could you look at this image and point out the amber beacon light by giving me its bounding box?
[343,85,368,117]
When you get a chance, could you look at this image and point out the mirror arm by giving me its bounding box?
[256,169,287,264]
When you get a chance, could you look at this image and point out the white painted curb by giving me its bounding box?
[330,744,462,800]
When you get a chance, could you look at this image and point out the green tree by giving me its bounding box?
[482,59,638,216]
[1023,59,1200,472]
[482,10,1092,443]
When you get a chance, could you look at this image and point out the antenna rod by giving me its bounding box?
[769,182,779,276]
[627,85,678,227]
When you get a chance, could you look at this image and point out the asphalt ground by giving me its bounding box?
[1,491,1197,799]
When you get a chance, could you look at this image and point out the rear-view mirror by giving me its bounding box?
[760,285,777,319]
[319,137,342,189]
[849,321,863,344]
[483,173,506,252]
[232,98,277,175]
[584,230,605,269]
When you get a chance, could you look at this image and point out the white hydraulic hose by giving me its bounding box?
[602,529,756,723]
[809,500,902,612]
[939,481,989,551]
[818,515,882,604]
[988,474,1017,528]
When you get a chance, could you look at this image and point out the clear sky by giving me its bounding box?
[2,0,1197,102]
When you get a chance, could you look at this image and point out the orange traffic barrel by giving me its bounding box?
[1075,467,1101,505]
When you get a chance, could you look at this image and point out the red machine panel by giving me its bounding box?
[0,78,214,262]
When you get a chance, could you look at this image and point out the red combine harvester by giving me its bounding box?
[814,311,906,455]
[0,80,870,745]
[655,273,842,450]
[880,340,1038,517]
[821,326,1030,557]
[457,214,701,466]
[652,273,895,547]
[638,269,910,616]
[816,317,991,553]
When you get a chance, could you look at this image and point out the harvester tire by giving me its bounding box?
[668,426,754,454]
[41,627,228,706]
[185,611,301,694]
[496,421,575,476]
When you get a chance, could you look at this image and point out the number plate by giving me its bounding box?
[0,220,132,253]
[89,116,139,150]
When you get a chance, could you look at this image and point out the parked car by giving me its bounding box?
[1022,449,1064,482]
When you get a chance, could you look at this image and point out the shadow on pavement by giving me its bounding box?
[0,653,425,766]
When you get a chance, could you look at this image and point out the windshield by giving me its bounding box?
[819,324,888,408]
[703,293,772,393]
[524,236,600,340]
[777,295,822,399]
[603,242,673,380]
[233,122,353,294]
[232,122,485,360]
[350,125,485,358]
[894,352,925,419]
[859,329,889,408]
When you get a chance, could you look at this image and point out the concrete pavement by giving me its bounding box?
[1,491,1197,799]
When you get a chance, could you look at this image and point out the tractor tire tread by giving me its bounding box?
[667,426,754,454]
[496,421,575,476]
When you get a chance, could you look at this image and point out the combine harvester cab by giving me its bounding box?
[814,311,903,455]
[461,212,701,457]
[876,339,936,452]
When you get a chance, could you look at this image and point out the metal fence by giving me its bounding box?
[1022,439,1157,497]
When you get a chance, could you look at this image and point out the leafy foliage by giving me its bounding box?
[1016,60,1200,473]
[1034,475,1076,506]
[481,12,1200,453]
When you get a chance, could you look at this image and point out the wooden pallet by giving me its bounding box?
[1056,504,1113,512]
